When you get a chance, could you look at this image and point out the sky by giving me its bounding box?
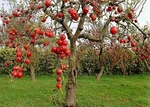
[137,0,150,26]
[0,0,150,26]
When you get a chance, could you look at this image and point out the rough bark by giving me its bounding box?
[144,60,150,72]
[96,66,104,80]
[30,64,35,81]
[65,40,77,107]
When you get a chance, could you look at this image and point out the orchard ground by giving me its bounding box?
[0,75,150,107]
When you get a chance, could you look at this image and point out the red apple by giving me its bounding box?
[83,5,89,14]
[45,0,51,7]
[56,83,62,89]
[110,26,118,34]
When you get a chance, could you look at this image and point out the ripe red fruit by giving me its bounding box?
[51,47,57,53]
[62,0,68,3]
[119,38,123,43]
[16,48,22,53]
[60,64,67,70]
[30,38,35,44]
[27,51,32,57]
[83,5,89,14]
[60,46,67,52]
[62,41,68,46]
[134,19,138,23]
[68,8,78,21]
[13,11,19,17]
[18,67,23,72]
[110,26,118,35]
[16,52,22,57]
[25,59,31,65]
[11,71,17,77]
[16,57,22,62]
[112,5,116,10]
[37,4,43,9]
[56,76,61,82]
[68,8,76,15]
[57,12,63,18]
[56,68,63,75]
[65,49,71,56]
[30,32,36,38]
[45,29,54,37]
[60,34,66,40]
[127,36,132,41]
[57,39,63,46]
[9,15,13,19]
[128,11,134,19]
[29,2,34,10]
[117,6,123,13]
[56,83,62,89]
[43,41,49,46]
[140,56,145,61]
[72,14,79,21]
[106,6,112,12]
[13,66,18,71]
[131,41,136,47]
[123,39,127,44]
[56,47,61,54]
[42,17,46,22]
[45,0,51,7]
[16,72,23,78]
[90,13,96,21]
[60,53,66,59]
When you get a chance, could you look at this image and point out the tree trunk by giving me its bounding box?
[30,64,35,81]
[96,66,104,80]
[65,41,77,107]
[144,60,150,72]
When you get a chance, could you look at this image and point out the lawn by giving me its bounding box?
[0,75,150,107]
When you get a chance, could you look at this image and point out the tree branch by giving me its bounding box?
[73,13,86,41]
[100,19,110,39]
[43,7,73,40]
[62,20,74,40]
[131,21,147,37]
[79,33,101,42]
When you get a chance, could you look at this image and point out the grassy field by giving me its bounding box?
[0,75,150,107]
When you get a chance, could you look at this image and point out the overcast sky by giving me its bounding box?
[138,0,150,26]
[0,0,150,26]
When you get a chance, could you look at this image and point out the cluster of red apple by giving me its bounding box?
[68,8,79,21]
[51,34,70,59]
[133,45,150,61]
[66,0,102,22]
[56,64,67,89]
[109,26,137,48]
[51,34,70,89]
[11,66,23,78]
[118,36,137,48]
[11,47,32,78]
[106,1,137,23]
[15,47,32,64]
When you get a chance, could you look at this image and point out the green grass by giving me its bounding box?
[0,75,150,107]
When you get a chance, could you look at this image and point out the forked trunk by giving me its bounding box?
[96,66,104,80]
[30,64,35,81]
[65,41,77,107]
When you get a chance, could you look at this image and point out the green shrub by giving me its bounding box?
[0,47,57,75]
